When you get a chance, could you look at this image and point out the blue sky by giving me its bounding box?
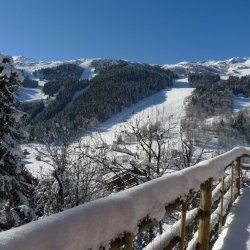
[1,0,250,64]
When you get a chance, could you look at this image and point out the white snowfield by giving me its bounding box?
[1,146,250,250]
[78,59,97,79]
[21,144,53,177]
[234,93,250,111]
[18,80,47,102]
[213,187,250,250]
[12,56,63,74]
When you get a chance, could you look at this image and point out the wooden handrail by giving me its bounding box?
[236,157,241,197]
[218,175,225,234]
[0,147,250,250]
[179,199,188,250]
[124,154,248,250]
[198,178,212,250]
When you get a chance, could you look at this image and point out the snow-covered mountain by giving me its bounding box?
[12,55,98,78]
[13,55,63,71]
[12,56,115,102]
[12,55,250,103]
[13,55,250,80]
[163,57,250,79]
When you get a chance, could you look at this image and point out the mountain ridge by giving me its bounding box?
[12,55,250,80]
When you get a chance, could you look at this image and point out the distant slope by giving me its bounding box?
[14,56,250,104]
[23,78,193,176]
[163,57,250,78]
[13,56,117,102]
[87,78,194,144]
[12,55,250,140]
[15,59,175,139]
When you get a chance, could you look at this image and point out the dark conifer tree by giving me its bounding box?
[0,54,36,231]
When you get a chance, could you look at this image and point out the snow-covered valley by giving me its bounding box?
[18,55,250,177]
[22,78,194,176]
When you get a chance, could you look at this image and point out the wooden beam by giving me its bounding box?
[125,233,133,250]
[136,198,184,234]
[179,199,188,250]
[235,157,241,196]
[198,178,212,250]
[218,175,225,234]
[231,161,234,203]
[110,238,124,250]
[137,217,156,234]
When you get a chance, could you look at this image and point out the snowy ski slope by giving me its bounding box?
[23,78,194,175]
[86,78,193,144]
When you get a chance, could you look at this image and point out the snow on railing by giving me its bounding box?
[0,146,249,250]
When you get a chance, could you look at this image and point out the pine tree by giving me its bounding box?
[0,54,36,230]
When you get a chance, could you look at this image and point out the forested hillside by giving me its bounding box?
[186,72,233,115]
[185,72,250,150]
[21,61,176,139]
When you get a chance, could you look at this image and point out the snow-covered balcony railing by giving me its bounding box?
[0,147,250,250]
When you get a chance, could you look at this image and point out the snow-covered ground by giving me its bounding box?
[22,145,53,177]
[213,186,250,250]
[22,78,194,175]
[86,78,193,145]
[14,55,62,103]
[78,59,97,79]
[234,94,250,111]
[163,57,250,78]
[18,80,47,102]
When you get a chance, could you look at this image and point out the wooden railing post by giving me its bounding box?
[159,221,163,235]
[110,245,119,250]
[230,161,234,203]
[198,178,212,250]
[218,175,225,234]
[125,233,133,250]
[235,157,241,197]
[179,199,188,250]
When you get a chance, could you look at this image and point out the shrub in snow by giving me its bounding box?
[0,53,37,230]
